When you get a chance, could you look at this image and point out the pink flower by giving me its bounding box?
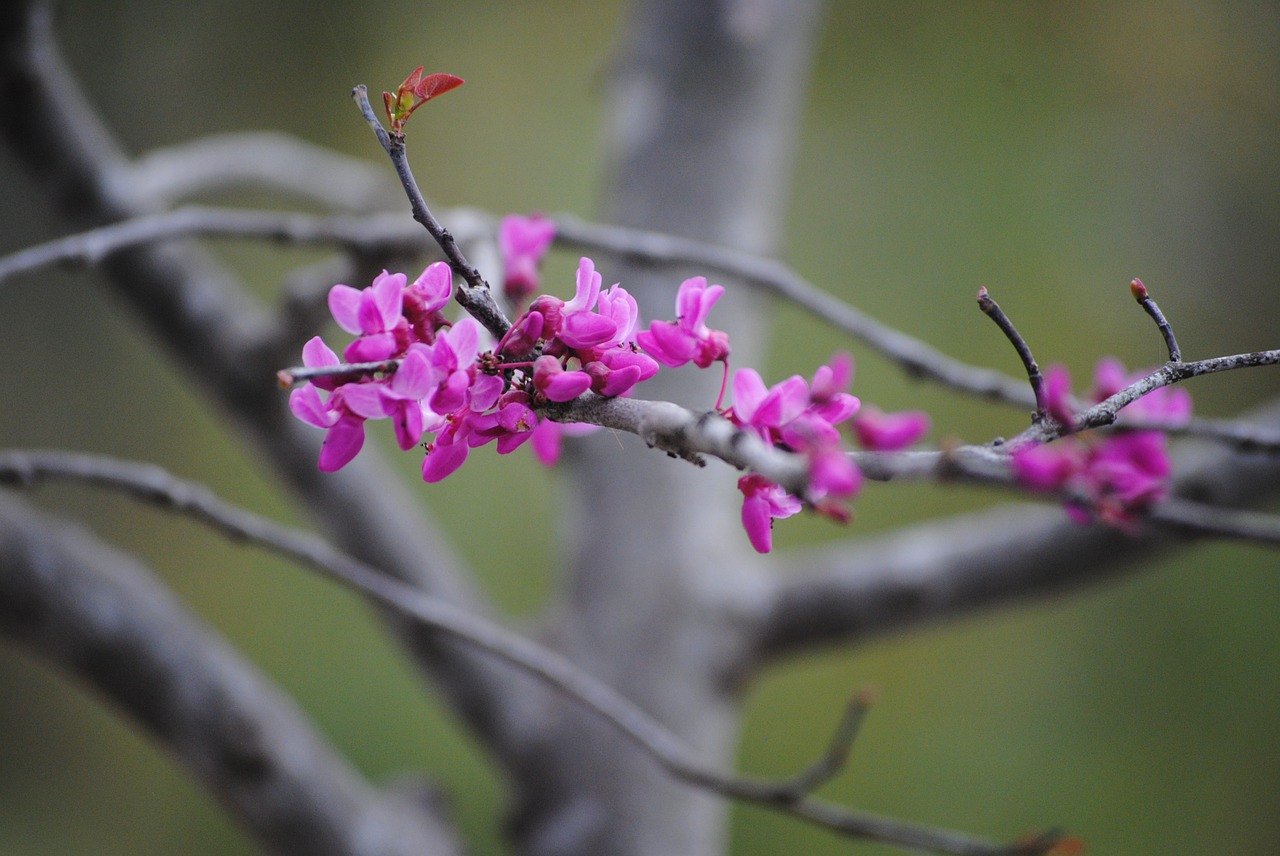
[328,270,410,362]
[558,258,620,350]
[533,354,592,402]
[1041,364,1075,427]
[850,407,930,451]
[499,214,556,306]
[1010,441,1082,491]
[403,262,454,344]
[730,369,810,443]
[1090,357,1192,426]
[1013,357,1193,528]
[738,474,803,554]
[636,276,731,368]
[726,354,865,548]
[288,336,368,472]
[424,318,482,414]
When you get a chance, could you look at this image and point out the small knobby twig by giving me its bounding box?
[351,84,511,341]
[1129,278,1181,363]
[976,287,1046,416]
[0,449,1057,856]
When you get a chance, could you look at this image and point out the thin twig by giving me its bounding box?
[1073,350,1280,434]
[1129,278,1181,363]
[976,287,1044,415]
[0,448,1057,856]
[0,200,1035,409]
[276,359,401,388]
[554,213,1036,409]
[775,687,877,799]
[352,84,511,341]
[0,206,425,286]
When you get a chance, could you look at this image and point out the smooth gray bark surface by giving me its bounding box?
[510,3,823,855]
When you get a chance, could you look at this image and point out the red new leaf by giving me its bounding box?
[413,72,465,102]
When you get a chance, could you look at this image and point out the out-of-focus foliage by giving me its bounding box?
[0,3,1276,855]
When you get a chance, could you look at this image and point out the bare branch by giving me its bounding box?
[1129,278,1181,363]
[553,214,1036,408]
[0,206,423,286]
[129,132,400,211]
[352,84,511,341]
[0,491,461,856]
[759,398,1280,658]
[0,0,530,765]
[976,286,1045,414]
[546,394,813,493]
[0,448,1059,855]
[1075,351,1280,433]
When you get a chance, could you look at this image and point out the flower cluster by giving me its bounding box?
[722,354,931,552]
[1011,358,1192,527]
[289,221,934,553]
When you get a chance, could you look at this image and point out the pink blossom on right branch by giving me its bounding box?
[1011,358,1191,529]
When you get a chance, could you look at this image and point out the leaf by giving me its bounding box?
[413,72,464,102]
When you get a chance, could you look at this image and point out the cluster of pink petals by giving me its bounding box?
[509,257,660,403]
[1012,359,1191,528]
[850,406,931,451]
[728,353,864,553]
[290,264,455,471]
[292,234,934,554]
[291,254,658,482]
[499,214,556,307]
[635,276,731,368]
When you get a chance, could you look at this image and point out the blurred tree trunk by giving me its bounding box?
[509,2,822,855]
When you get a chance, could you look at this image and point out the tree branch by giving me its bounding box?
[0,492,461,856]
[129,132,400,211]
[351,85,511,341]
[553,213,1036,408]
[0,449,1059,856]
[758,398,1280,658]
[0,0,529,767]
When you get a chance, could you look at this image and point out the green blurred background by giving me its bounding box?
[1,2,1278,854]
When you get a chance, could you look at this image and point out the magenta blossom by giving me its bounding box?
[291,261,873,553]
[403,261,454,344]
[738,474,803,554]
[1012,357,1191,528]
[328,270,410,362]
[726,353,865,552]
[850,407,931,451]
[288,336,368,472]
[499,214,556,306]
[636,276,731,368]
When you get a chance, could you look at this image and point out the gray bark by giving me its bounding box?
[509,3,823,855]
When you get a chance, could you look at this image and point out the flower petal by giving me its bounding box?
[318,413,365,472]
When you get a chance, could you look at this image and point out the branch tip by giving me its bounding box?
[976,289,1045,415]
[1129,277,1181,363]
